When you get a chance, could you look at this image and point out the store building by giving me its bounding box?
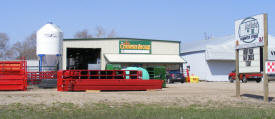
[181,35,235,81]
[62,38,185,71]
[181,35,275,81]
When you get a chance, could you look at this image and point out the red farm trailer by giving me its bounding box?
[0,60,27,91]
[57,70,163,91]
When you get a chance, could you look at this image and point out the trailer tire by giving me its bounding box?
[229,76,234,83]
[256,78,262,83]
[242,76,247,83]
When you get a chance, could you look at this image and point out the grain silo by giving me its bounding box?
[36,23,63,71]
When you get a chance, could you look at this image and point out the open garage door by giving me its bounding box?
[67,48,101,70]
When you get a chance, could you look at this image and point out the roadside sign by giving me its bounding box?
[235,14,265,49]
[235,14,269,102]
[266,61,275,74]
[239,47,261,73]
[235,14,267,74]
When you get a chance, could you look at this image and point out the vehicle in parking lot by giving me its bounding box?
[228,70,262,83]
[166,70,185,84]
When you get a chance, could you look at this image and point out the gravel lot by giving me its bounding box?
[1,81,275,107]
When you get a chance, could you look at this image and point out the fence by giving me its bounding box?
[27,71,57,85]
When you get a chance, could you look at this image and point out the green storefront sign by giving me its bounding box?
[119,40,151,54]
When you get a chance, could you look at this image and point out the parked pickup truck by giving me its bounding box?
[228,70,262,83]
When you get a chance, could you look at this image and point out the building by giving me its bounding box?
[181,35,275,81]
[181,35,235,81]
[62,38,185,71]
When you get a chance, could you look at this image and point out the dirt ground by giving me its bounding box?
[1,81,275,107]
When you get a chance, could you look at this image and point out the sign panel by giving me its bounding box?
[239,47,261,73]
[119,40,151,54]
[268,48,275,60]
[235,14,265,49]
[266,61,275,74]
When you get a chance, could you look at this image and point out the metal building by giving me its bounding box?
[181,35,275,81]
[181,35,235,81]
[62,38,185,71]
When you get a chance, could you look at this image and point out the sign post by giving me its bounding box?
[263,14,268,102]
[235,47,240,97]
[235,14,268,102]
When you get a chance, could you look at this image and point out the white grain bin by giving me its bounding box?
[36,23,63,71]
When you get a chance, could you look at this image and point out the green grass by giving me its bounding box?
[0,103,275,119]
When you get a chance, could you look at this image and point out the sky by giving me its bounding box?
[0,0,275,45]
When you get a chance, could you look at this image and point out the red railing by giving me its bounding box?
[27,71,57,85]
[0,60,27,91]
[58,70,163,91]
[60,70,142,80]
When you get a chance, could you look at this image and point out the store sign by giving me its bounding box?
[119,40,151,54]
[235,14,265,49]
[266,61,275,74]
[239,47,261,73]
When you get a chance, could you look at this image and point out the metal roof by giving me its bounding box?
[182,35,275,54]
[181,35,234,54]
[181,35,275,61]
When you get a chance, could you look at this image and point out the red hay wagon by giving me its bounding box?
[57,70,163,91]
[0,60,27,91]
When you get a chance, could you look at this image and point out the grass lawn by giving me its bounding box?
[0,103,275,119]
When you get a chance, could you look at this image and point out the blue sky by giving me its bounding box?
[0,0,275,45]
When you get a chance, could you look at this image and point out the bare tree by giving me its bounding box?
[0,33,10,58]
[4,48,14,58]
[74,26,117,39]
[74,29,93,38]
[10,41,22,58]
[11,32,37,59]
[107,29,116,38]
[23,33,37,59]
[95,26,106,38]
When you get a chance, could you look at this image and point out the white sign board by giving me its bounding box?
[268,48,275,60]
[239,47,261,73]
[268,35,275,60]
[266,61,275,74]
[235,14,265,49]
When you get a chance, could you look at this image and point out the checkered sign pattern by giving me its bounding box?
[266,61,275,74]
